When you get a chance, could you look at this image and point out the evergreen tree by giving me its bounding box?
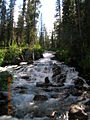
[44,27,50,49]
[85,0,90,49]
[51,31,54,48]
[0,0,6,47]
[55,0,62,48]
[7,0,16,46]
[25,0,40,45]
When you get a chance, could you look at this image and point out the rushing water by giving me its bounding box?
[0,51,89,120]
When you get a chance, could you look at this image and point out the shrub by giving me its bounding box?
[56,49,69,63]
[2,47,22,65]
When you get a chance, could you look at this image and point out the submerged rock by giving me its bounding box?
[33,95,48,101]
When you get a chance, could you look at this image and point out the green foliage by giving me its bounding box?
[79,54,90,72]
[0,71,12,91]
[34,43,43,52]
[56,49,69,64]
[0,49,6,65]
[2,46,21,65]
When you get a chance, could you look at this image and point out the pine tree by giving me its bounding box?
[51,31,54,48]
[55,0,62,48]
[44,27,50,49]
[25,0,40,45]
[0,0,6,47]
[62,0,76,48]
[85,0,90,49]
[7,0,16,46]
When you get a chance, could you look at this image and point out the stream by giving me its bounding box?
[0,51,90,120]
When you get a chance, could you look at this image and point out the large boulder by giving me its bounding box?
[68,104,88,120]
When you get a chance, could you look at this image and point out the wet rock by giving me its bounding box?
[33,95,48,101]
[84,100,90,112]
[74,77,84,89]
[84,100,90,106]
[47,111,59,119]
[15,86,27,90]
[35,52,43,60]
[36,77,52,87]
[21,76,29,80]
[45,77,50,84]
[36,82,63,88]
[42,88,53,92]
[13,57,22,65]
[36,82,44,87]
[36,82,52,87]
[52,74,66,87]
[68,104,88,120]
[59,74,66,80]
[52,65,61,77]
[69,87,83,96]
[27,60,34,65]
[57,77,66,85]
[18,89,26,94]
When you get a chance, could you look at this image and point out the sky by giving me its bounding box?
[40,0,56,34]
[13,0,56,34]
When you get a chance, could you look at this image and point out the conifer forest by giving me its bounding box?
[0,0,90,120]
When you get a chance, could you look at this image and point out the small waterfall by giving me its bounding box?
[64,67,78,86]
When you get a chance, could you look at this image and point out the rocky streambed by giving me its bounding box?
[0,51,90,120]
